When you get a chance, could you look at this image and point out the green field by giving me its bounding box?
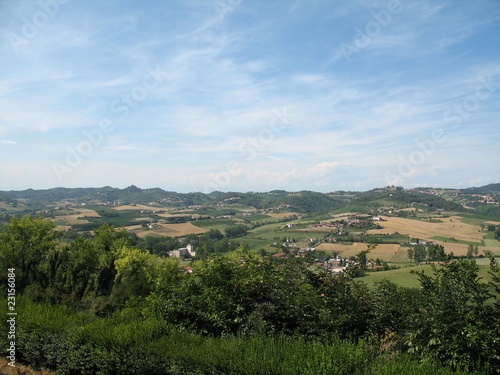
[484,238,500,247]
[361,263,494,289]
[458,213,500,225]
[240,238,274,251]
[430,236,485,246]
[239,214,274,222]
[191,218,238,231]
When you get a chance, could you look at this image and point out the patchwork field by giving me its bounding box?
[130,222,208,238]
[157,212,203,219]
[112,204,162,210]
[367,216,484,242]
[267,212,299,218]
[361,262,495,289]
[316,243,406,262]
[434,243,498,257]
[54,209,101,224]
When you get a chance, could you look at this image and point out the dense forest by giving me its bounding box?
[1,216,499,374]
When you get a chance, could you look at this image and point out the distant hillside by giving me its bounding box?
[461,183,500,196]
[209,190,348,214]
[281,191,348,214]
[1,183,499,217]
[349,189,465,212]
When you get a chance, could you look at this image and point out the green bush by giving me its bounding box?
[1,298,480,375]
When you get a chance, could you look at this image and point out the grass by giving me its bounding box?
[2,298,475,375]
[360,265,436,289]
[239,214,274,222]
[240,238,274,251]
[483,238,500,248]
[191,219,237,230]
[361,262,495,289]
[430,236,485,246]
[459,213,500,225]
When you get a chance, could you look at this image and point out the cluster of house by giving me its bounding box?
[466,194,499,204]
[316,257,357,273]
[140,209,166,214]
[262,204,292,212]
[409,239,438,246]
[223,197,241,202]
[144,222,162,229]
[272,252,361,274]
[174,245,388,275]
[285,215,382,235]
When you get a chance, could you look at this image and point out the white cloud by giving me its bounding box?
[308,162,350,177]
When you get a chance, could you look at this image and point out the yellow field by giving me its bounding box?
[112,204,162,210]
[330,213,357,218]
[157,213,203,218]
[316,243,406,262]
[130,222,208,238]
[267,212,299,218]
[55,225,72,231]
[55,209,101,224]
[366,216,483,242]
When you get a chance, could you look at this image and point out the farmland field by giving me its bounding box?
[360,265,434,288]
[54,208,101,225]
[361,263,494,289]
[191,219,238,231]
[366,215,484,242]
[112,204,163,210]
[316,243,407,262]
[130,222,208,237]
[484,238,500,247]
[266,212,299,218]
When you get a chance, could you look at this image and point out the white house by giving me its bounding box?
[169,244,196,258]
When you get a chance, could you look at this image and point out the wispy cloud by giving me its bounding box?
[0,0,498,191]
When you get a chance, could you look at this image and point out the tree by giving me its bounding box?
[412,245,426,263]
[0,216,62,290]
[224,224,248,238]
[466,244,479,259]
[91,225,132,297]
[407,248,414,260]
[467,244,474,259]
[408,259,498,372]
[346,244,375,277]
[61,237,101,300]
[112,247,163,305]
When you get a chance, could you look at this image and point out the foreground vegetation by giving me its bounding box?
[1,216,499,374]
[0,297,481,375]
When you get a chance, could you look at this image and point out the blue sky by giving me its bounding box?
[1,0,499,193]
